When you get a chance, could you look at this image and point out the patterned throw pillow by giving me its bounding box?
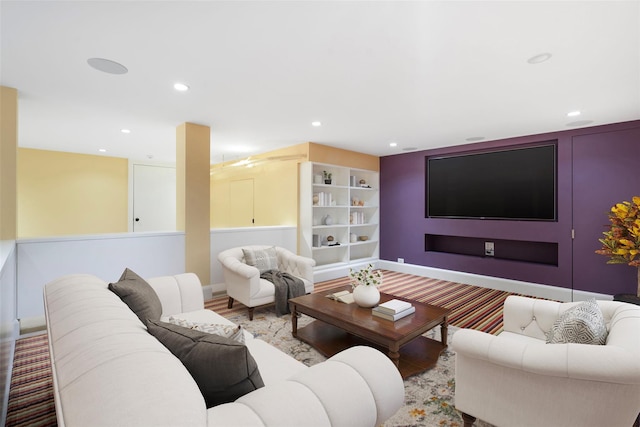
[168,317,245,344]
[546,298,608,345]
[242,247,278,273]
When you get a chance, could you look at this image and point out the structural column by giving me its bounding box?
[176,123,211,285]
[0,86,18,241]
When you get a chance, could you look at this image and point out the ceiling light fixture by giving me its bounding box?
[527,52,552,64]
[567,111,581,117]
[87,58,128,75]
[311,121,322,127]
[98,148,107,153]
[389,142,398,148]
[121,129,131,134]
[174,82,190,92]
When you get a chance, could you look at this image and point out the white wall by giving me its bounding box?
[210,226,297,293]
[17,232,185,320]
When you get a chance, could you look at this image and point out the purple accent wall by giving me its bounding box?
[380,120,640,296]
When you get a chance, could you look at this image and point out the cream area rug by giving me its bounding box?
[227,307,494,427]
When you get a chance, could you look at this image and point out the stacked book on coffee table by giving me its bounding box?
[372,299,415,321]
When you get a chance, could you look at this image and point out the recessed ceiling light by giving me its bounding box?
[311,121,322,127]
[98,148,107,153]
[527,52,552,64]
[466,136,485,142]
[389,142,397,148]
[174,82,190,92]
[121,128,131,134]
[87,58,128,75]
[567,111,581,117]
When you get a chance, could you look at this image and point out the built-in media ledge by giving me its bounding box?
[424,234,558,266]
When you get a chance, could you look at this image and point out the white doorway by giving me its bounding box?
[131,164,176,232]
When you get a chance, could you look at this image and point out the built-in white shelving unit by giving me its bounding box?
[299,162,379,278]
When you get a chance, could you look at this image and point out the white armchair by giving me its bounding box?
[218,245,315,320]
[452,296,640,427]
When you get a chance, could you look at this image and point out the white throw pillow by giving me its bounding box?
[168,317,245,344]
[242,247,278,273]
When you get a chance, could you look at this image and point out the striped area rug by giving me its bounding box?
[6,270,513,427]
[207,270,512,335]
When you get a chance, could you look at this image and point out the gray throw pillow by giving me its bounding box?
[108,268,162,327]
[242,247,278,273]
[546,298,608,345]
[147,320,264,408]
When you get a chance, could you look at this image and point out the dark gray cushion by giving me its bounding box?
[147,320,264,408]
[108,268,162,327]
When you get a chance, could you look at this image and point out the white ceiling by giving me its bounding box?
[2,1,639,164]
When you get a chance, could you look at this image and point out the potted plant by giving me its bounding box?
[595,196,640,304]
[323,170,332,184]
[349,264,383,307]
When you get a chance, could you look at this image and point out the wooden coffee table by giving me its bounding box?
[289,286,451,379]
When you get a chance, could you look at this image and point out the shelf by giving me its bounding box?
[300,161,379,272]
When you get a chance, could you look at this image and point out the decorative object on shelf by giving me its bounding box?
[327,235,334,242]
[349,264,383,308]
[313,194,319,205]
[314,174,322,184]
[323,170,332,184]
[595,196,640,304]
[350,176,356,187]
[350,233,357,243]
[359,236,369,241]
[352,197,359,206]
[359,179,366,185]
[323,214,333,225]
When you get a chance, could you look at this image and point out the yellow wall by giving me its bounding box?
[1,86,18,240]
[210,142,378,228]
[210,143,308,228]
[17,148,128,237]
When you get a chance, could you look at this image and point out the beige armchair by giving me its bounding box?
[218,245,315,320]
[452,296,640,427]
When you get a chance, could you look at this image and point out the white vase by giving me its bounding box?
[353,284,380,308]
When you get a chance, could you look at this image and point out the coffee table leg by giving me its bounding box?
[388,344,400,368]
[291,304,298,337]
[441,317,449,347]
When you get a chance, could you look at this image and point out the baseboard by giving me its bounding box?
[377,260,612,302]
[19,316,46,336]
[203,283,228,300]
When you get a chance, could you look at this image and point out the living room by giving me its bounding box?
[2,1,640,426]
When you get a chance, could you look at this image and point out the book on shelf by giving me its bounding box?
[326,290,354,304]
[372,305,416,321]
[375,299,413,315]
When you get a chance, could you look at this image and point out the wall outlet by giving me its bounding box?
[485,242,495,256]
[397,258,405,263]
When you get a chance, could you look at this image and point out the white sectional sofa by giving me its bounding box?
[44,272,404,427]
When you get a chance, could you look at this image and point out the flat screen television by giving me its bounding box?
[426,143,557,221]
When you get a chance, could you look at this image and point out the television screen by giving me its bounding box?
[426,143,557,221]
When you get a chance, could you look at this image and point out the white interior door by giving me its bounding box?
[133,164,176,232]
